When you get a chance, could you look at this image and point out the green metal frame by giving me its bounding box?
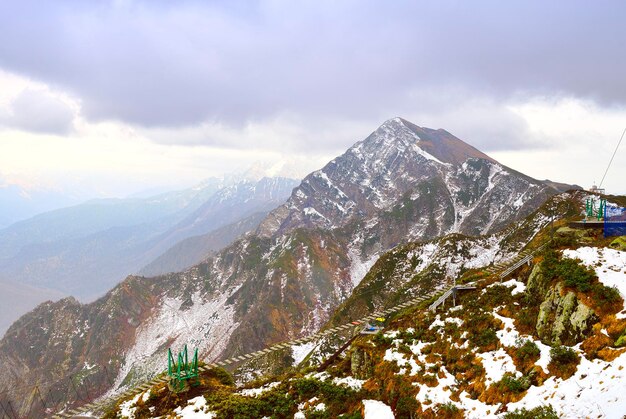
[586,198,606,220]
[167,344,199,392]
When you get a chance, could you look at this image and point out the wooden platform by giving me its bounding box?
[568,220,605,229]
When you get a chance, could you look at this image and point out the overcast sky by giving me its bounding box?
[0,0,625,200]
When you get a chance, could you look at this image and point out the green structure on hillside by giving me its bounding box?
[585,197,606,220]
[167,344,199,392]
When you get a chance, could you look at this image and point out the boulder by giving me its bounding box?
[609,236,626,251]
[536,282,597,346]
[351,346,374,379]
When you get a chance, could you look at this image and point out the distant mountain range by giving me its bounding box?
[0,181,82,229]
[0,118,580,416]
[0,176,299,336]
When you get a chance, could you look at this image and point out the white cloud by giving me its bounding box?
[1,69,625,199]
[0,70,78,135]
[491,97,626,194]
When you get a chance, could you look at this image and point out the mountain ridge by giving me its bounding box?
[0,118,579,417]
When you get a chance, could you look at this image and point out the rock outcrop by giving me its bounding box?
[351,346,374,380]
[536,282,597,346]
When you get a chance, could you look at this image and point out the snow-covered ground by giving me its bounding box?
[563,246,626,318]
[506,354,626,418]
[107,288,241,398]
[375,246,626,418]
[380,315,626,418]
[362,399,395,419]
[173,396,215,418]
[477,349,519,385]
[291,341,317,365]
[238,381,280,397]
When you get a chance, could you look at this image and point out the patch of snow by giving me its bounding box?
[486,164,504,193]
[534,340,552,374]
[507,352,626,419]
[492,310,550,374]
[492,311,520,347]
[303,207,330,223]
[383,347,421,375]
[174,395,215,418]
[442,307,626,417]
[291,342,317,366]
[445,317,464,326]
[383,330,400,339]
[415,366,457,406]
[332,376,366,390]
[118,393,142,419]
[562,247,626,318]
[429,315,445,330]
[497,278,526,295]
[313,170,349,199]
[363,399,395,419]
[348,246,379,287]
[307,371,330,381]
[107,288,241,397]
[238,381,280,397]
[478,348,520,385]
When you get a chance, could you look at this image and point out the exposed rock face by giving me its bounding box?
[526,264,550,299]
[555,226,594,244]
[536,282,597,346]
[351,346,374,380]
[609,236,626,251]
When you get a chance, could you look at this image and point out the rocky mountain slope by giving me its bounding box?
[110,212,626,419]
[138,177,299,277]
[0,118,576,416]
[258,118,568,238]
[139,212,268,277]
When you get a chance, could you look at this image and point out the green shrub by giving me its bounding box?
[480,284,514,306]
[438,401,459,412]
[291,377,358,410]
[559,258,594,292]
[373,333,394,346]
[205,394,274,418]
[306,408,332,419]
[542,250,597,293]
[504,404,559,418]
[496,373,530,393]
[338,411,363,419]
[516,307,539,331]
[397,342,412,354]
[210,366,235,386]
[591,284,622,305]
[473,328,498,348]
[549,345,578,365]
[515,339,540,363]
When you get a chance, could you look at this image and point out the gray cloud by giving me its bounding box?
[0,0,624,148]
[0,89,75,135]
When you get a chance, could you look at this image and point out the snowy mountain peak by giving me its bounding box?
[258,117,563,237]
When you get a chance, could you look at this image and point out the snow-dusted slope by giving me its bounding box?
[0,118,574,416]
[259,118,558,238]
